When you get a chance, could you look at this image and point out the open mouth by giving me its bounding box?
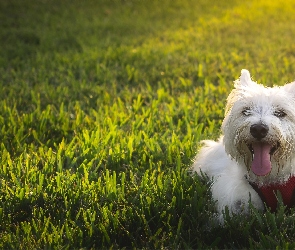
[247,142,279,176]
[248,142,279,157]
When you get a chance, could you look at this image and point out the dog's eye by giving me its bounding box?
[274,110,286,118]
[242,108,251,116]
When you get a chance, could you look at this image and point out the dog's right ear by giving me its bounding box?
[234,69,256,88]
[283,81,295,94]
[240,69,252,86]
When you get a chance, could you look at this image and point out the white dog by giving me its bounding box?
[193,69,295,220]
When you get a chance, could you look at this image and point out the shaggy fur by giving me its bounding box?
[193,69,295,220]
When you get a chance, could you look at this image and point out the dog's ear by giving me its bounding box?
[234,69,257,89]
[283,81,295,94]
[240,69,252,86]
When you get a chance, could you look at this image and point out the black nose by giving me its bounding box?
[250,124,269,140]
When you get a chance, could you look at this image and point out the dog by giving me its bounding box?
[193,69,295,221]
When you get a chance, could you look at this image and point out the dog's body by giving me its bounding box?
[193,70,295,219]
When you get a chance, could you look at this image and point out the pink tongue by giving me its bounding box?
[251,142,272,176]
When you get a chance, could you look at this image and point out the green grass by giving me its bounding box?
[1,0,295,248]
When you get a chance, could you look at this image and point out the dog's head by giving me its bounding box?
[222,69,295,183]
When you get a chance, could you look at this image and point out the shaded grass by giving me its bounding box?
[1,0,295,248]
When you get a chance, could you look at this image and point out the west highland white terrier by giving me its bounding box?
[193,69,295,220]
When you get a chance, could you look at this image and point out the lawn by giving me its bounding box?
[1,0,295,248]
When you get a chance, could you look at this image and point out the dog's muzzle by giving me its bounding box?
[247,123,280,176]
[250,123,269,140]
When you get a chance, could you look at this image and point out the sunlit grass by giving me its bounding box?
[1,0,295,248]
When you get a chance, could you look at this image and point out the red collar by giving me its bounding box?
[250,176,295,212]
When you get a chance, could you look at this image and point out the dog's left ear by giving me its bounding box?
[283,81,295,94]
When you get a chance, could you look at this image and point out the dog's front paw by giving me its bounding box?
[212,175,264,218]
[233,200,246,214]
[232,193,263,214]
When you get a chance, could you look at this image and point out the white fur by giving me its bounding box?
[193,69,295,220]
